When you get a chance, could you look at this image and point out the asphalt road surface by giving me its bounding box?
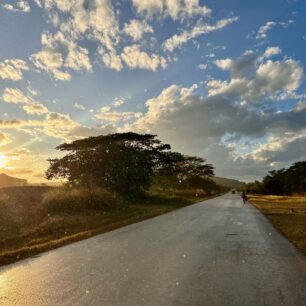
[1,193,306,306]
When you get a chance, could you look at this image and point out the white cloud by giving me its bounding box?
[247,131,306,164]
[74,103,86,110]
[132,0,211,20]
[112,97,126,107]
[65,44,92,71]
[23,102,49,115]
[2,4,14,11]
[163,17,238,52]
[98,48,123,71]
[2,1,30,13]
[51,69,72,81]
[256,20,294,40]
[30,48,71,81]
[210,51,303,100]
[2,88,48,115]
[0,59,29,81]
[256,21,276,39]
[123,81,306,180]
[2,88,31,104]
[17,0,30,12]
[121,44,167,71]
[95,111,141,122]
[197,63,207,70]
[100,106,111,112]
[123,19,154,41]
[257,59,302,92]
[0,111,114,141]
[262,46,282,59]
[38,0,120,51]
[31,0,125,73]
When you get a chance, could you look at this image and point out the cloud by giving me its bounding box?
[163,17,238,52]
[2,88,49,115]
[2,1,30,13]
[262,46,282,59]
[121,44,167,71]
[247,131,306,165]
[37,0,120,52]
[31,0,232,72]
[197,64,207,70]
[123,19,154,41]
[0,59,29,81]
[74,103,86,110]
[98,48,123,71]
[23,102,49,115]
[295,100,306,111]
[112,97,126,107]
[95,110,141,122]
[65,44,92,71]
[2,88,31,104]
[123,57,306,180]
[30,48,71,81]
[0,111,115,142]
[0,119,23,127]
[209,50,303,100]
[0,131,12,146]
[256,20,294,40]
[132,0,211,20]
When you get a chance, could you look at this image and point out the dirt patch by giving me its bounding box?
[249,195,306,254]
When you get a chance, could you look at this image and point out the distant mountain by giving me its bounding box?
[0,173,27,188]
[212,176,245,189]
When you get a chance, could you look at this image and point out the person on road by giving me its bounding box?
[242,191,248,204]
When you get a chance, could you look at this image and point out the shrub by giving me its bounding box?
[42,187,119,214]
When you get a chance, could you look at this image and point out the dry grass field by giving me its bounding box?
[0,185,219,266]
[249,195,306,254]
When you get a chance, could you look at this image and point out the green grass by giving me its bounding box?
[249,195,306,254]
[0,186,222,266]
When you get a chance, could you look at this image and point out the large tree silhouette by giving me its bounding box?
[46,132,215,198]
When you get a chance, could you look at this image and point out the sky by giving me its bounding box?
[0,0,306,183]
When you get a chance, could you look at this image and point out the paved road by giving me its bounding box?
[1,194,306,306]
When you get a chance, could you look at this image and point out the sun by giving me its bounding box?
[0,154,6,168]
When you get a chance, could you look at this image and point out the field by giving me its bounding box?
[249,195,306,254]
[0,185,221,266]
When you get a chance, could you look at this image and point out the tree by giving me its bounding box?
[157,153,214,179]
[46,133,171,198]
[284,161,306,194]
[246,161,306,195]
[155,152,215,188]
[183,175,219,195]
[262,169,286,195]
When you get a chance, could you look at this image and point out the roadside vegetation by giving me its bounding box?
[243,161,306,254]
[0,132,227,266]
[243,161,306,195]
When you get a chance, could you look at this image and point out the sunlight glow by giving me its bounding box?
[0,154,6,168]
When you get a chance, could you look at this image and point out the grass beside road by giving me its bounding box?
[249,195,306,254]
[0,186,221,266]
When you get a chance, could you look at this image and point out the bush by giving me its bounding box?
[42,187,119,214]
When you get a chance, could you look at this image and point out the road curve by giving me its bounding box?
[1,193,306,306]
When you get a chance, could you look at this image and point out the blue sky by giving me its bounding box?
[0,0,305,182]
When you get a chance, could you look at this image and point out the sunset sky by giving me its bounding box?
[0,0,306,182]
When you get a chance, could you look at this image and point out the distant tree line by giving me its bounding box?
[46,133,218,199]
[244,161,306,195]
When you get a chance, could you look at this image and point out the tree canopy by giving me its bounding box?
[244,161,306,195]
[46,133,215,198]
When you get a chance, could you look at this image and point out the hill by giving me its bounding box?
[0,173,27,188]
[212,176,245,189]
